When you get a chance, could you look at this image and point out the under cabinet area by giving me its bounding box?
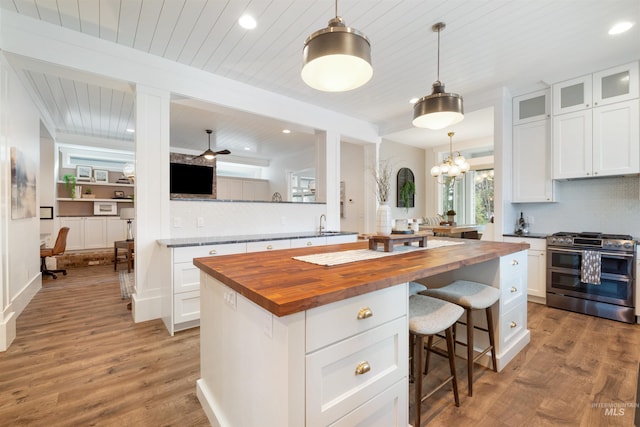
[59,216,128,250]
[159,233,358,335]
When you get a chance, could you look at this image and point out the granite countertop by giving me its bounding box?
[157,231,358,248]
[503,233,548,239]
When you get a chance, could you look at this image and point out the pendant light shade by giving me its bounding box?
[302,5,372,92]
[413,22,464,130]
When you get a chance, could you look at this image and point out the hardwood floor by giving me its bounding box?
[0,265,638,426]
[412,302,640,427]
[0,265,208,427]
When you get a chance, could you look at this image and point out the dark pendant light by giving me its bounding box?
[413,22,464,130]
[301,0,372,92]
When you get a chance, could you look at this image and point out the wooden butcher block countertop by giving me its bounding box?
[193,239,529,317]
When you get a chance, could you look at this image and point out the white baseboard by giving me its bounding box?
[197,379,221,427]
[0,273,41,351]
[0,311,16,351]
[131,292,163,323]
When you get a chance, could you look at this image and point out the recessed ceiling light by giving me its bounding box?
[244,146,251,151]
[608,21,633,35]
[409,98,419,104]
[126,128,135,133]
[238,14,257,30]
[282,129,291,134]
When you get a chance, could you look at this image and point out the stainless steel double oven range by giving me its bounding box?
[546,232,636,323]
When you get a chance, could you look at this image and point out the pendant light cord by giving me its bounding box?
[436,26,441,82]
[335,0,338,17]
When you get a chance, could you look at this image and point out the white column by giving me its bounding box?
[316,130,340,230]
[132,85,170,323]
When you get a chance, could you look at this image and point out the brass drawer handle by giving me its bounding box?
[355,361,371,375]
[208,249,217,255]
[357,307,373,320]
[266,245,273,250]
[306,241,313,246]
[510,321,517,328]
[511,259,519,266]
[510,286,517,293]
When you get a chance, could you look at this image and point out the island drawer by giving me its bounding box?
[174,242,247,263]
[306,284,407,353]
[290,236,326,248]
[499,299,526,348]
[329,379,407,427]
[500,269,526,310]
[306,317,407,427]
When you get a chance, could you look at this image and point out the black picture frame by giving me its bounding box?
[39,206,54,220]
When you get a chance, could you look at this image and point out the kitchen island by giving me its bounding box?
[194,238,530,427]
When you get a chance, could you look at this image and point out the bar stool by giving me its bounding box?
[409,281,427,296]
[409,294,463,427]
[423,280,500,396]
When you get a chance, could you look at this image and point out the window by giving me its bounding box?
[60,146,133,172]
[441,169,494,225]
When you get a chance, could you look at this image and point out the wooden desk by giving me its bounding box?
[114,240,134,273]
[367,232,429,252]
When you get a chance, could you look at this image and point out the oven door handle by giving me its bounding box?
[548,247,634,259]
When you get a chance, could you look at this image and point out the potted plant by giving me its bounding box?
[83,187,95,198]
[63,174,78,199]
[446,209,456,224]
[399,180,415,212]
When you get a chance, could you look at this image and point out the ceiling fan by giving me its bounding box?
[194,129,231,160]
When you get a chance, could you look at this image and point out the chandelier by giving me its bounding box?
[430,132,470,182]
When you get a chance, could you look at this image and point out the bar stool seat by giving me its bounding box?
[409,281,427,296]
[423,280,500,397]
[409,295,463,427]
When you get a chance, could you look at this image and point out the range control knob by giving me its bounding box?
[623,242,633,249]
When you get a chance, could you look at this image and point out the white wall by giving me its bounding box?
[266,145,315,201]
[340,141,365,233]
[512,176,640,237]
[0,55,43,350]
[379,140,426,222]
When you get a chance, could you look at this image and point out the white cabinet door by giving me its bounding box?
[83,217,107,249]
[106,217,127,244]
[290,236,326,248]
[527,249,546,300]
[592,99,639,177]
[512,119,553,202]
[552,74,592,115]
[553,110,592,179]
[513,89,549,125]
[593,61,639,107]
[246,239,290,253]
[59,217,85,250]
[217,177,243,200]
[242,180,269,201]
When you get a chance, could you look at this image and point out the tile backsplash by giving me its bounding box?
[513,176,640,237]
[170,200,327,238]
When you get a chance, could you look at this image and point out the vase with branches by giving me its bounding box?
[373,160,393,235]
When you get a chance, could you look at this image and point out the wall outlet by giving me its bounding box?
[224,290,237,310]
[281,216,286,225]
[197,217,204,227]
[173,217,182,228]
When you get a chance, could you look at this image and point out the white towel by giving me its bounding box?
[581,250,601,285]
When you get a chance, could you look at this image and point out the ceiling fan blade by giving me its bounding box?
[215,149,231,155]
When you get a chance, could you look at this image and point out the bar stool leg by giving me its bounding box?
[466,309,474,397]
[414,333,424,427]
[445,327,460,406]
[486,306,497,372]
[423,335,434,375]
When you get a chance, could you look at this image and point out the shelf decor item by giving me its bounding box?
[83,187,95,199]
[76,165,92,181]
[94,169,109,183]
[374,160,393,236]
[63,173,78,200]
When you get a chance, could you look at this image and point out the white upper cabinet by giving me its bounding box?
[592,100,640,177]
[513,118,553,202]
[593,62,639,107]
[552,74,592,115]
[513,90,550,125]
[553,61,639,115]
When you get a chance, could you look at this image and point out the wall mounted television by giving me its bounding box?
[170,162,214,197]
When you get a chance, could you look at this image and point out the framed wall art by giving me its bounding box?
[10,147,37,219]
[76,165,92,181]
[94,169,109,183]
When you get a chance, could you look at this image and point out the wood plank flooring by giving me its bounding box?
[0,265,638,426]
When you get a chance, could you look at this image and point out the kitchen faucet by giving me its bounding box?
[319,214,326,233]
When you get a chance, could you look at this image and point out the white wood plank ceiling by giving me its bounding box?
[2,0,639,155]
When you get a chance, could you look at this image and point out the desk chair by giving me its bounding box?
[40,227,70,279]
